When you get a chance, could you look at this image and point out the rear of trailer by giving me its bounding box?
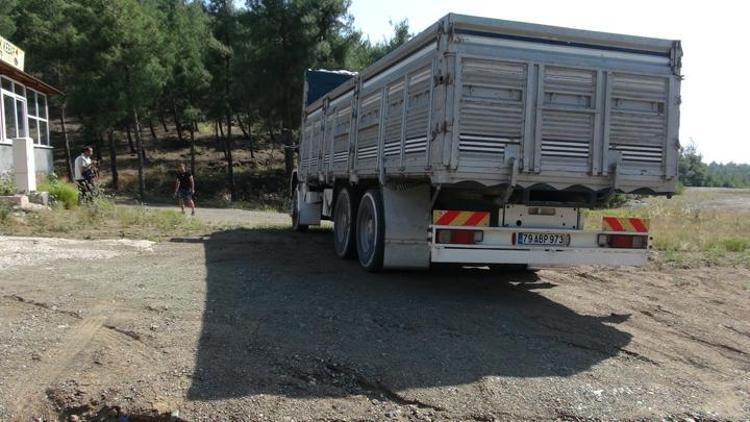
[291,13,682,271]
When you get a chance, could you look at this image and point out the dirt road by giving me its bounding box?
[0,208,748,421]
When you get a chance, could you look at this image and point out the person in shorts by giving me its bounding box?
[174,163,196,215]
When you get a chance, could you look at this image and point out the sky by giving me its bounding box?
[349,0,748,164]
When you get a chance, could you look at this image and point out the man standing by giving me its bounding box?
[74,146,97,200]
[174,163,196,216]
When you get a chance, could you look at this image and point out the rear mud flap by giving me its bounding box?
[382,183,431,270]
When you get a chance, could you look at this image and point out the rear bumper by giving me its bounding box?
[431,246,647,266]
[429,226,648,267]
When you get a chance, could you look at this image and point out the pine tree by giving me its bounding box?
[159,0,214,176]
[0,0,17,37]
[67,0,169,201]
[206,0,239,200]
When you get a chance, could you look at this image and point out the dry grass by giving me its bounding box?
[585,188,750,266]
[0,198,209,241]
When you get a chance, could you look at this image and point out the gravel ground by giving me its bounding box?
[0,237,154,271]
[121,203,291,227]
[0,208,748,421]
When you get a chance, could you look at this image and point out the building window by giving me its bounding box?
[1,76,28,142]
[0,76,50,145]
[26,88,49,145]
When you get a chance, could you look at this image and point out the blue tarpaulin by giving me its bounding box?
[305,69,356,106]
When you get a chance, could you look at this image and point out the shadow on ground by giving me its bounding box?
[187,228,631,401]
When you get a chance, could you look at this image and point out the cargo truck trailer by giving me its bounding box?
[290,13,682,271]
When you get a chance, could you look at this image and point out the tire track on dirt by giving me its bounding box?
[7,303,120,419]
[3,294,82,319]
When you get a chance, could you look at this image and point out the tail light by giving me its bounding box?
[436,229,483,245]
[598,234,648,249]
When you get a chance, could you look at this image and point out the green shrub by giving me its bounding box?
[0,203,11,222]
[80,196,115,221]
[0,172,14,196]
[674,181,686,195]
[718,237,750,252]
[39,175,79,209]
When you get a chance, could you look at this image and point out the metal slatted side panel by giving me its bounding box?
[309,113,324,175]
[332,102,352,174]
[299,120,313,179]
[403,66,432,166]
[355,90,382,172]
[540,67,596,172]
[300,108,323,180]
[321,112,335,176]
[457,58,526,167]
[383,80,404,169]
[609,73,668,173]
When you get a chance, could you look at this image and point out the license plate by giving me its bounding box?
[517,232,571,247]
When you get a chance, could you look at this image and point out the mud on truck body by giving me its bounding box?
[290,13,682,272]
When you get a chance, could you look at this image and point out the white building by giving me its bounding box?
[0,35,62,189]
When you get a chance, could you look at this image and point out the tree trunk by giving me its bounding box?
[159,111,169,132]
[268,126,277,156]
[193,120,199,133]
[108,130,118,191]
[216,120,228,162]
[94,134,104,163]
[282,128,294,176]
[172,102,184,142]
[189,122,196,177]
[248,124,255,159]
[236,113,249,138]
[148,119,158,140]
[226,113,236,201]
[59,104,74,181]
[132,108,146,202]
[125,123,136,154]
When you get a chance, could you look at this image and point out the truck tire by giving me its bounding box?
[356,189,384,272]
[333,187,358,258]
[291,185,308,232]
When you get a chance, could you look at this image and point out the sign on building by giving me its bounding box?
[0,35,25,72]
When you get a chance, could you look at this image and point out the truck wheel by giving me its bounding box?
[291,185,308,232]
[356,189,384,272]
[333,187,358,258]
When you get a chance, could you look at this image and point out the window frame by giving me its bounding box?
[0,75,51,146]
[26,87,49,146]
[1,75,28,144]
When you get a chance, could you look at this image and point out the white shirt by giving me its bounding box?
[74,154,92,181]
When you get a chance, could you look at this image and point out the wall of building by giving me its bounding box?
[0,144,12,173]
[1,143,54,177]
[34,146,53,174]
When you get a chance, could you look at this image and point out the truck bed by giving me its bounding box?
[298,13,682,200]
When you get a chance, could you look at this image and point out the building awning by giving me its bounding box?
[0,61,63,96]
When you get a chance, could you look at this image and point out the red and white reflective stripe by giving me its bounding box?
[432,210,490,227]
[602,216,649,233]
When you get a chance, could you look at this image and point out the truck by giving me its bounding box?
[290,13,682,272]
